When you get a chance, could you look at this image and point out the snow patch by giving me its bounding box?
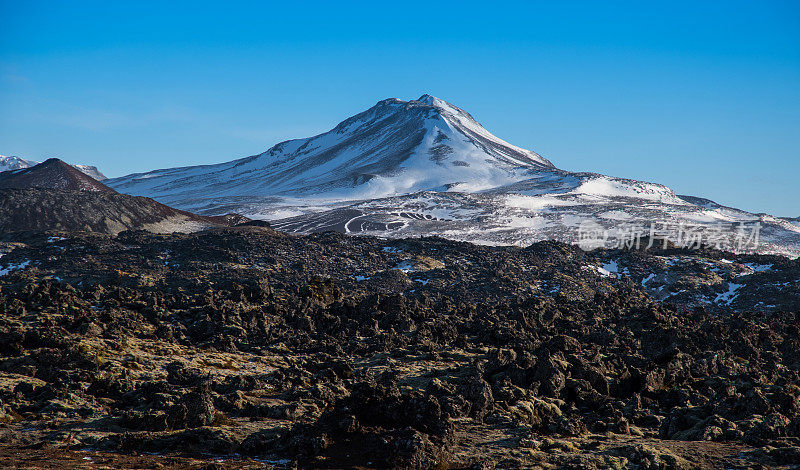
[715,283,743,305]
[0,260,30,276]
[743,262,772,273]
[394,261,415,272]
[574,176,677,202]
[600,260,619,276]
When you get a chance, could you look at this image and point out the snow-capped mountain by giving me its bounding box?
[107,95,552,206]
[69,164,107,181]
[0,155,107,180]
[0,155,38,172]
[105,95,800,257]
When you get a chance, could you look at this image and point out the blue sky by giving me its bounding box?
[1,0,798,216]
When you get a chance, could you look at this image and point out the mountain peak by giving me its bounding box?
[416,93,440,106]
[411,94,464,116]
[374,94,465,115]
[0,155,37,172]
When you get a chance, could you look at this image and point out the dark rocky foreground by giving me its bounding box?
[0,226,799,469]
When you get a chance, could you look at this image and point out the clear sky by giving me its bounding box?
[1,1,798,216]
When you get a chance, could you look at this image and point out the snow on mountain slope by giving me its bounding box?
[0,155,38,172]
[270,178,800,257]
[69,164,107,181]
[104,94,800,257]
[106,94,553,207]
[783,217,800,229]
[0,155,107,180]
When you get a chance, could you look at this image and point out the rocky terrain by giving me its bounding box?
[0,226,799,468]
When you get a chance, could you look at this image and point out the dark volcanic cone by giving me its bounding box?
[0,158,113,193]
[0,159,250,234]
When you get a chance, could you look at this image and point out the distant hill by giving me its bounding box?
[0,159,248,234]
[0,154,107,180]
[0,158,113,192]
